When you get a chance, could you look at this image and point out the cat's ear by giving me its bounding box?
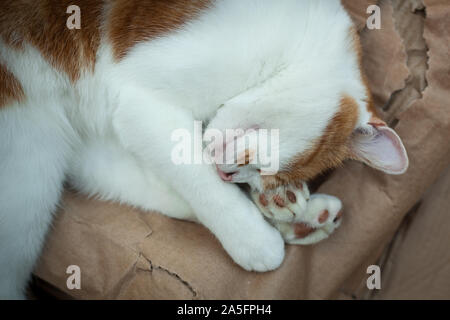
[349,118,408,174]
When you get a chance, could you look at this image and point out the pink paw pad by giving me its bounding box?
[286,190,297,203]
[259,194,268,207]
[294,223,316,238]
[273,195,285,207]
[318,210,329,224]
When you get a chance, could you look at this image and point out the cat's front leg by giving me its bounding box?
[112,87,284,271]
[251,182,343,245]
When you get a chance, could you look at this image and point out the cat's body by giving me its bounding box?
[0,0,408,299]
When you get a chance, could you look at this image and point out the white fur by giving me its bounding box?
[0,0,375,299]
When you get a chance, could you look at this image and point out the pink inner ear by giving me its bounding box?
[351,125,409,174]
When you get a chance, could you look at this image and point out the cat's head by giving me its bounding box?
[210,96,408,191]
[209,30,408,191]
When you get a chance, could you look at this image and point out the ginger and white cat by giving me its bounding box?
[0,0,408,299]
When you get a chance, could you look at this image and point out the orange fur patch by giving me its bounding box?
[0,63,25,108]
[0,0,102,82]
[0,0,212,80]
[238,149,255,167]
[262,95,359,190]
[107,0,212,61]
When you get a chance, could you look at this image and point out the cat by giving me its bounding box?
[0,0,408,299]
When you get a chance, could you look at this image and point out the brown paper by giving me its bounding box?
[34,0,450,299]
[373,167,450,299]
[338,0,450,299]
[360,0,410,113]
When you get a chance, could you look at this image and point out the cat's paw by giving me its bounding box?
[251,181,310,222]
[222,218,285,272]
[276,194,343,245]
[251,183,343,245]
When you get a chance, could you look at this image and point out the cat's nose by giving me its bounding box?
[216,165,236,181]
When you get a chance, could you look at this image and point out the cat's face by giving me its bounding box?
[211,94,408,191]
[209,68,408,192]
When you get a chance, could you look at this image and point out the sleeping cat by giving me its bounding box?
[0,0,408,299]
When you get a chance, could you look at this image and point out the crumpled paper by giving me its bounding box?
[34,0,450,299]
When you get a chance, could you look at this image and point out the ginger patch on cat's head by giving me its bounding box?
[262,95,359,189]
